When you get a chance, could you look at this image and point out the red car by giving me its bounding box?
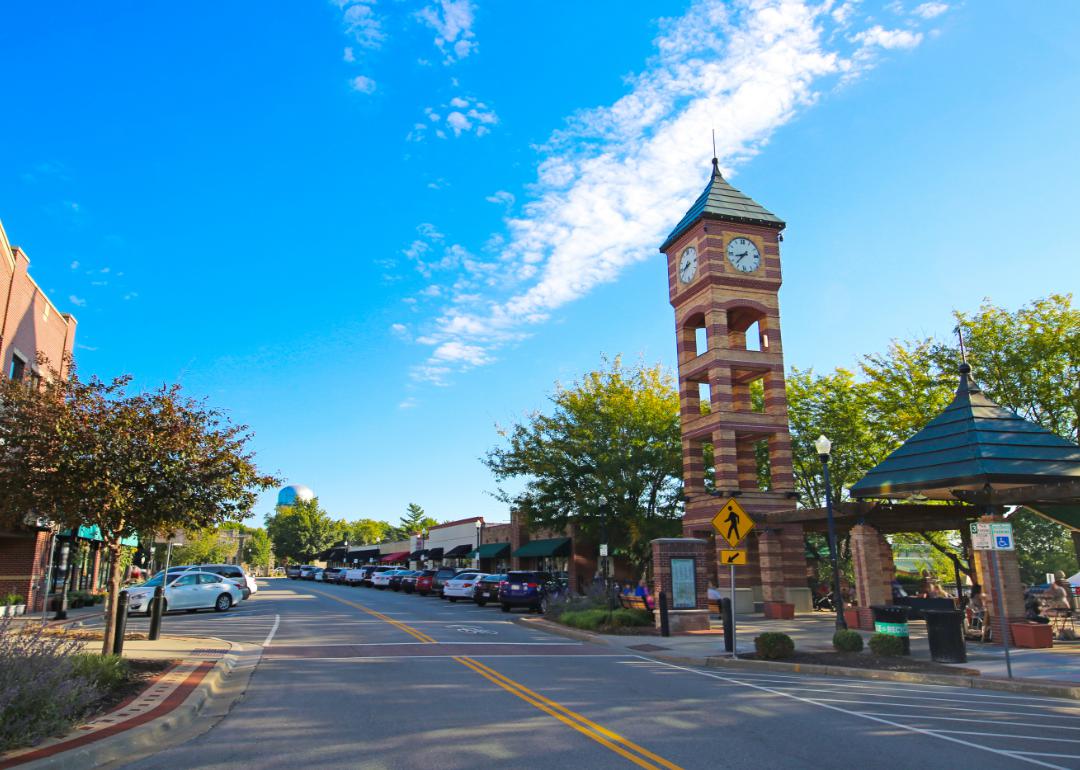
[414,569,438,596]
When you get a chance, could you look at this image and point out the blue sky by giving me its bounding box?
[2,1,1078,528]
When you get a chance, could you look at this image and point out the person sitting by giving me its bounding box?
[634,578,655,610]
[1050,571,1077,612]
[1025,588,1050,624]
[967,584,990,642]
[917,570,934,598]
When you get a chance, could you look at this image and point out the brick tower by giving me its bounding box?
[660,158,808,611]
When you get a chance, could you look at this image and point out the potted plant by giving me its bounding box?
[11,594,26,616]
[0,594,9,617]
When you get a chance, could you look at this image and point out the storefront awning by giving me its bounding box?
[380,551,410,563]
[426,547,444,560]
[470,542,510,559]
[408,549,428,560]
[346,548,380,563]
[512,537,571,558]
[61,525,139,548]
[321,546,347,562]
[444,544,474,558]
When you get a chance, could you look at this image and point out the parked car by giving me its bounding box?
[127,570,243,615]
[499,570,558,613]
[372,568,406,589]
[286,565,303,579]
[298,566,318,580]
[443,572,488,602]
[194,564,257,598]
[432,567,465,598]
[343,567,366,586]
[388,570,416,591]
[402,569,431,593]
[473,573,505,606]
[312,568,326,582]
[415,570,438,596]
[323,567,349,584]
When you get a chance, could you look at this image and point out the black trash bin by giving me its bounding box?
[871,604,911,655]
[923,609,967,663]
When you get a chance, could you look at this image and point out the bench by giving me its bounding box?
[619,594,654,615]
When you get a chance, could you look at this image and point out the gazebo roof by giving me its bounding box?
[850,364,1080,501]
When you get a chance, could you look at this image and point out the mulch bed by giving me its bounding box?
[87,658,177,718]
[38,628,148,641]
[750,650,980,676]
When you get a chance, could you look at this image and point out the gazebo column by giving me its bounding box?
[972,514,1026,644]
[758,529,785,605]
[850,523,891,630]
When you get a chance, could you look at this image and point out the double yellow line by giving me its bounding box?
[455,656,684,770]
[306,584,682,769]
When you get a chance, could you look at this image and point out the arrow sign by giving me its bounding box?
[719,549,747,565]
[711,498,756,548]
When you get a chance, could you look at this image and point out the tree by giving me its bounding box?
[393,503,439,540]
[241,528,273,571]
[0,362,277,654]
[172,528,234,565]
[339,518,393,546]
[264,498,338,562]
[484,356,683,569]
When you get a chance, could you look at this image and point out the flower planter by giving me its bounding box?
[844,608,861,629]
[0,606,9,617]
[763,601,795,620]
[13,605,26,616]
[1011,622,1053,649]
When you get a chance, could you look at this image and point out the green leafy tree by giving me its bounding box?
[265,498,338,562]
[0,361,277,654]
[241,528,273,571]
[393,503,439,539]
[172,528,234,565]
[339,518,393,546]
[484,356,683,569]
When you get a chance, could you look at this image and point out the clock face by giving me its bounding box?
[678,247,698,283]
[727,237,761,273]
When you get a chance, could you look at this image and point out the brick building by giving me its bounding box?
[0,219,79,612]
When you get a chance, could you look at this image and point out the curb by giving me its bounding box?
[519,616,1080,701]
[9,637,251,770]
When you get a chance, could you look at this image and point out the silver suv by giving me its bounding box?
[194,564,257,599]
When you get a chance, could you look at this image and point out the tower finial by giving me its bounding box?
[711,129,720,176]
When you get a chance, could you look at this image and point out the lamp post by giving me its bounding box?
[474,520,482,569]
[815,435,847,631]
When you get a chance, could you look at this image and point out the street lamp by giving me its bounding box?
[474,520,482,569]
[815,434,847,631]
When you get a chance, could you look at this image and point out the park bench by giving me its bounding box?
[619,594,654,616]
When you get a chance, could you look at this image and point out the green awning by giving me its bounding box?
[512,537,571,558]
[470,542,511,559]
[1025,505,1080,532]
[60,525,139,548]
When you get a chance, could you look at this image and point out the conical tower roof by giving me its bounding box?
[850,364,1080,500]
[659,158,784,252]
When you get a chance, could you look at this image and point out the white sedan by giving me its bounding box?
[371,569,406,589]
[127,570,244,615]
[443,572,489,602]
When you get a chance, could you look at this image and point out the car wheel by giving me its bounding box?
[501,604,511,613]
[215,593,233,612]
[448,597,457,602]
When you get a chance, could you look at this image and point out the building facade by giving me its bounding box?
[0,219,79,612]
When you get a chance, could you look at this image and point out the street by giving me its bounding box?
[79,578,1080,769]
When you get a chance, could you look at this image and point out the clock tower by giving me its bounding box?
[661,158,809,612]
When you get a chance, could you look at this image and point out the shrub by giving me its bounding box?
[71,654,129,691]
[0,617,104,750]
[832,629,864,653]
[559,608,653,631]
[754,632,795,660]
[560,609,607,630]
[869,633,906,657]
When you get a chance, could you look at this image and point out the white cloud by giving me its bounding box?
[404,0,936,383]
[343,46,355,62]
[486,190,515,209]
[399,397,419,409]
[411,97,497,140]
[913,2,948,19]
[70,260,79,270]
[417,0,477,63]
[391,323,410,339]
[68,295,86,307]
[852,25,923,50]
[339,0,384,50]
[351,75,377,94]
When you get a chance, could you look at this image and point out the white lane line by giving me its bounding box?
[262,614,280,648]
[269,654,633,661]
[932,731,1080,744]
[641,658,1068,770]
[768,686,1080,714]
[860,713,1080,731]
[797,696,1080,720]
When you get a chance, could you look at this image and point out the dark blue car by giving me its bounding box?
[499,570,557,613]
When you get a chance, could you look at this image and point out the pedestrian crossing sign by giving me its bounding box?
[712,498,756,548]
[719,549,747,565]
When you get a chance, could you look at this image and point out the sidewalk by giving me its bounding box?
[520,611,1080,696]
[0,636,255,770]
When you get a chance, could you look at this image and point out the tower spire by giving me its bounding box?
[711,129,720,177]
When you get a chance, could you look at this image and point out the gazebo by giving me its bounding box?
[848,363,1080,640]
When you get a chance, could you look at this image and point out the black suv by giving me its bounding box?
[499,570,558,613]
[432,567,465,598]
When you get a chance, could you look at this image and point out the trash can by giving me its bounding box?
[923,609,967,663]
[871,604,910,655]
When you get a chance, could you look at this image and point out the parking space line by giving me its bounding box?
[262,614,280,648]
[859,712,1080,731]
[642,659,1068,770]
[930,730,1080,744]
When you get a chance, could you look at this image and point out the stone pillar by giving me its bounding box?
[780,523,812,613]
[973,515,1026,645]
[711,428,738,490]
[851,523,891,630]
[651,538,710,633]
[757,528,788,612]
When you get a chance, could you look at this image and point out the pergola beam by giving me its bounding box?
[951,480,1080,506]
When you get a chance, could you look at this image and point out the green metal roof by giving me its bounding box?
[850,364,1080,500]
[659,159,785,252]
[1025,505,1080,532]
[60,525,139,548]
[512,537,571,558]
[469,542,511,559]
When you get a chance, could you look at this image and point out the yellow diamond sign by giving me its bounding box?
[711,498,756,548]
[719,549,747,565]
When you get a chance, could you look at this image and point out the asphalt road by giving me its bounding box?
[106,578,1080,770]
